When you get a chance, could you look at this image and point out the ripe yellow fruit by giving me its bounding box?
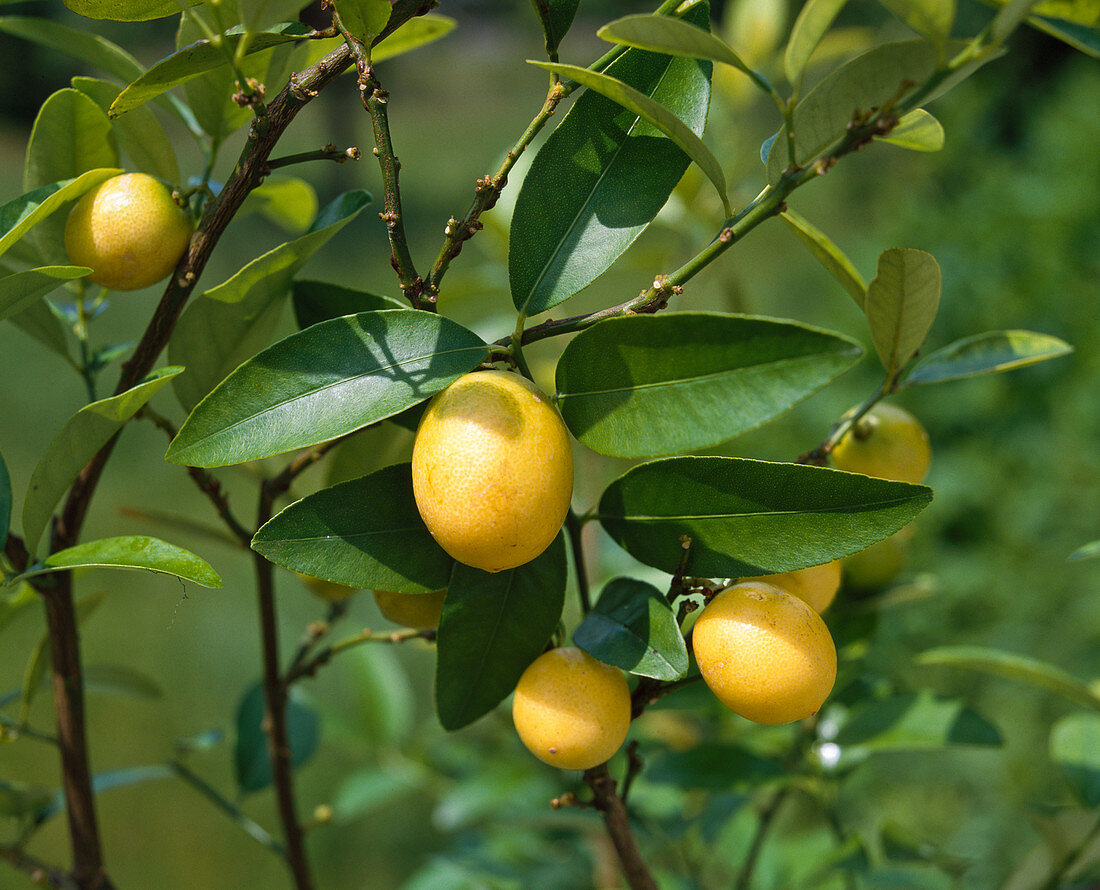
[412,370,573,573]
[692,581,837,725]
[831,403,931,484]
[297,573,357,603]
[372,589,446,629]
[64,172,193,291]
[512,647,631,770]
[842,527,914,590]
[742,559,842,613]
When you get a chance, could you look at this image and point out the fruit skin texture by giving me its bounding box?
[64,172,193,291]
[692,581,837,725]
[742,559,842,613]
[831,403,931,484]
[372,589,446,629]
[412,370,573,573]
[512,647,631,770]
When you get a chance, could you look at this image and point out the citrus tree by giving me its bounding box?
[0,0,1096,888]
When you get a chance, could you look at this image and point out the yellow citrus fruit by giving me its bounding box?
[842,530,910,590]
[692,581,837,725]
[831,403,931,484]
[64,172,193,291]
[512,647,631,770]
[411,370,573,573]
[742,559,842,613]
[297,573,357,603]
[372,589,446,629]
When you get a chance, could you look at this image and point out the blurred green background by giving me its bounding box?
[1,0,1098,887]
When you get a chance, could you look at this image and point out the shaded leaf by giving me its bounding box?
[0,169,121,260]
[435,536,566,730]
[865,248,941,375]
[555,312,862,458]
[1050,712,1100,807]
[646,744,785,788]
[903,329,1072,386]
[240,0,310,31]
[62,0,200,21]
[876,0,956,41]
[252,463,453,593]
[598,456,932,578]
[235,682,320,793]
[573,577,688,680]
[291,279,403,330]
[17,536,222,588]
[0,266,91,324]
[530,0,580,56]
[168,310,486,467]
[780,209,867,307]
[241,175,318,234]
[785,0,849,86]
[22,367,183,555]
[598,13,755,76]
[0,15,144,83]
[876,108,945,151]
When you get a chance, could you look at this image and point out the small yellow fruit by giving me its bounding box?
[692,581,837,725]
[412,370,573,573]
[742,559,842,613]
[512,647,631,770]
[297,572,357,602]
[831,403,931,484]
[64,172,193,291]
[842,531,910,590]
[372,589,446,629]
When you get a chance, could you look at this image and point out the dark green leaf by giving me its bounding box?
[876,0,956,41]
[0,15,144,82]
[598,456,932,578]
[876,108,945,151]
[334,0,392,42]
[235,681,320,793]
[780,209,867,307]
[1050,713,1100,807]
[17,536,222,588]
[63,0,200,21]
[785,0,849,86]
[372,14,456,62]
[435,535,566,730]
[0,451,10,550]
[168,310,486,467]
[291,279,403,330]
[509,2,712,316]
[555,312,862,458]
[917,646,1100,712]
[0,169,121,260]
[530,0,580,56]
[865,248,941,375]
[903,329,1072,386]
[252,463,453,593]
[84,664,163,699]
[573,577,688,680]
[1028,13,1100,57]
[646,744,786,789]
[597,13,754,76]
[1069,540,1100,562]
[0,266,91,324]
[22,367,183,555]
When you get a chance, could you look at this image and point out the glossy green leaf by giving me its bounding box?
[917,646,1100,712]
[532,61,730,217]
[435,536,566,731]
[72,77,179,184]
[241,176,319,235]
[63,0,200,20]
[876,108,945,151]
[876,0,956,41]
[0,266,91,324]
[865,248,941,375]
[555,312,862,458]
[109,22,314,118]
[235,681,320,793]
[509,2,712,316]
[0,169,121,260]
[291,280,403,330]
[1069,540,1100,562]
[0,15,144,82]
[372,14,456,62]
[0,451,9,547]
[252,463,453,593]
[15,536,222,588]
[573,577,688,680]
[168,310,486,467]
[598,456,932,578]
[530,0,580,56]
[1028,14,1100,57]
[903,329,1072,386]
[597,13,754,76]
[21,367,182,555]
[334,0,392,42]
[84,664,163,699]
[23,88,118,192]
[646,745,785,788]
[5,298,72,361]
[1050,713,1100,807]
[780,209,867,307]
[785,0,849,86]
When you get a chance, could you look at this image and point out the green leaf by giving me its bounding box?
[239,0,310,31]
[333,765,422,823]
[84,664,163,699]
[71,77,180,184]
[252,463,453,593]
[598,456,932,578]
[291,280,403,330]
[573,577,688,680]
[109,22,314,118]
[335,646,415,747]
[597,13,755,76]
[1069,540,1100,562]
[646,745,785,788]
[530,0,580,56]
[15,536,222,588]
[865,248,941,375]
[532,61,730,217]
[917,646,1100,712]
[903,329,1072,386]
[1050,713,1100,807]
[780,209,867,307]
[6,298,73,362]
[0,779,54,818]
[555,312,862,458]
[23,88,118,192]
[0,15,144,83]
[21,366,183,555]
[241,176,319,235]
[990,0,1049,42]
[876,108,945,151]
[334,0,392,42]
[1028,14,1100,57]
[0,266,92,324]
[0,585,38,637]
[785,0,849,86]
[63,0,200,21]
[0,169,122,261]
[371,14,456,62]
[509,2,712,316]
[1025,0,1100,24]
[19,635,49,725]
[234,681,320,794]
[876,0,956,41]
[168,310,486,467]
[435,536,567,730]
[0,451,9,547]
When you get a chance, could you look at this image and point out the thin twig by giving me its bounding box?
[265,438,343,502]
[285,599,351,679]
[735,788,791,890]
[286,626,436,685]
[583,764,658,890]
[266,144,360,170]
[0,845,79,890]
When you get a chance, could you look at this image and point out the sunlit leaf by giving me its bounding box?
[62,0,201,21]
[23,88,118,193]
[372,14,456,62]
[903,330,1072,386]
[780,209,867,307]
[865,248,941,375]
[785,0,849,86]
[876,108,945,152]
[598,13,754,76]
[0,266,91,324]
[241,176,319,235]
[0,169,121,260]
[876,0,956,41]
[16,536,222,588]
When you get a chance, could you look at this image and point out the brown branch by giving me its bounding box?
[0,845,79,890]
[285,626,435,685]
[583,764,658,890]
